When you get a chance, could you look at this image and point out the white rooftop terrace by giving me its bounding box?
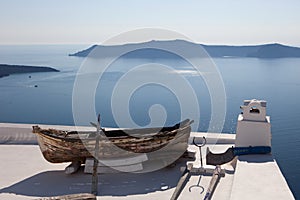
[0,123,295,200]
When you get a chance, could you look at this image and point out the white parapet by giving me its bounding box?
[235,99,271,147]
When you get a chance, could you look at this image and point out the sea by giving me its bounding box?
[0,45,299,198]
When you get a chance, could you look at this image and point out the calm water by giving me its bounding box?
[0,45,299,198]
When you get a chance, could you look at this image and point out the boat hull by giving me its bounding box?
[33,120,192,164]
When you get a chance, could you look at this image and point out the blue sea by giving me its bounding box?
[0,45,299,198]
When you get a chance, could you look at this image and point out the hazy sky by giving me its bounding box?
[1,0,299,46]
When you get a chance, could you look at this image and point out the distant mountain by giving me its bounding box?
[247,43,300,58]
[69,40,203,59]
[0,64,59,78]
[69,40,300,59]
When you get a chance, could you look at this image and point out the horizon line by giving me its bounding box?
[0,41,300,48]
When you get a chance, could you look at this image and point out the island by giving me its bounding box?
[69,40,300,59]
[0,64,59,78]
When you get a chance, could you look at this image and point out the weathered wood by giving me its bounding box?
[170,163,225,200]
[32,119,193,164]
[91,134,100,195]
[203,165,222,200]
[35,193,96,200]
[91,114,101,195]
[170,166,191,200]
[188,163,225,177]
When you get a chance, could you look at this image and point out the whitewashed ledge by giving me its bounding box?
[0,123,95,144]
[0,123,295,200]
[0,123,235,145]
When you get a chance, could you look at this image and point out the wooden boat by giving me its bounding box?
[32,119,193,164]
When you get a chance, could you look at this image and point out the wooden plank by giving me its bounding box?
[203,165,222,200]
[35,193,96,200]
[91,115,103,195]
[170,166,191,200]
[189,166,225,177]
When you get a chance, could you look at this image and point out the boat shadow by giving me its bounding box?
[0,160,187,197]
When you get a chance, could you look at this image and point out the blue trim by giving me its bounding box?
[233,146,271,156]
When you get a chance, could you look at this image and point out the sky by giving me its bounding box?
[0,0,300,46]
